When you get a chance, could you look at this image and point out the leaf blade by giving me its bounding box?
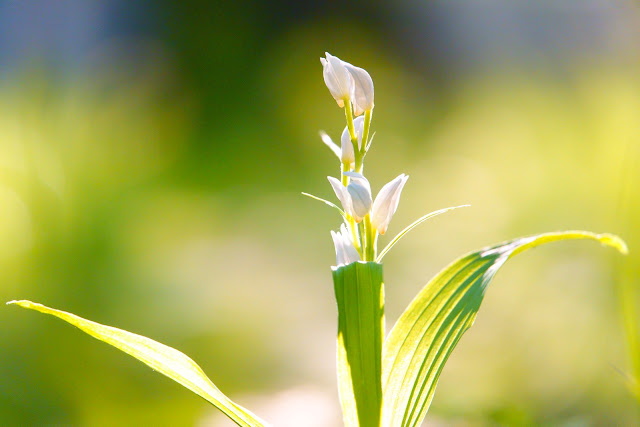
[333,262,385,427]
[381,231,627,427]
[7,300,268,427]
[376,205,470,262]
[301,192,347,220]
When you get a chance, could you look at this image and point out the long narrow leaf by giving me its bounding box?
[301,192,347,220]
[376,205,470,262]
[381,231,627,427]
[333,262,385,427]
[7,300,268,427]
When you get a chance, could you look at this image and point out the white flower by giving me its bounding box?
[340,116,364,164]
[370,174,409,235]
[344,63,374,116]
[331,223,360,266]
[320,53,354,108]
[344,172,372,221]
[328,173,373,223]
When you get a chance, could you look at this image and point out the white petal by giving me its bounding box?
[343,171,369,183]
[371,174,409,235]
[339,224,361,264]
[321,53,354,107]
[320,131,341,159]
[347,182,372,220]
[340,116,365,161]
[340,126,355,164]
[331,230,346,266]
[328,176,352,215]
[334,224,360,265]
[344,63,374,116]
[344,172,372,222]
[331,225,361,266]
[353,116,364,150]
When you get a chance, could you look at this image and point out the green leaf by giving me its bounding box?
[381,231,627,427]
[301,192,347,220]
[376,205,470,262]
[7,300,268,427]
[333,262,385,427]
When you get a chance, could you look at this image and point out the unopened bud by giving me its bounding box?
[320,53,354,108]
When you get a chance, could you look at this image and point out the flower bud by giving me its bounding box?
[370,174,409,235]
[344,172,372,222]
[344,63,374,116]
[320,53,354,108]
[331,224,361,266]
[340,116,365,164]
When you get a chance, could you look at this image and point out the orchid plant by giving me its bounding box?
[7,53,628,427]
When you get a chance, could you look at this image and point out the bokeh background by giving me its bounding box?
[1,1,639,425]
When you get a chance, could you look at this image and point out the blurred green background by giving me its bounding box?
[1,1,639,425]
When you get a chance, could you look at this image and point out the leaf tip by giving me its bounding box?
[6,299,34,308]
[598,233,628,255]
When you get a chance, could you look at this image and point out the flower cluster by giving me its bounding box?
[314,53,409,266]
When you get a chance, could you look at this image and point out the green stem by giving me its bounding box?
[351,218,362,256]
[355,155,363,174]
[345,100,365,173]
[341,162,349,186]
[344,100,357,141]
[358,221,366,260]
[364,215,376,261]
[361,109,372,157]
[341,162,362,255]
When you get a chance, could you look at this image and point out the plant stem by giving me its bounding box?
[364,215,376,261]
[361,109,372,157]
[344,100,357,141]
[345,101,365,173]
[341,162,349,186]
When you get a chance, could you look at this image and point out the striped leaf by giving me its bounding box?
[381,231,627,427]
[7,300,268,427]
[333,262,385,427]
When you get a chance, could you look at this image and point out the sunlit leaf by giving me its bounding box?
[301,192,347,220]
[381,231,627,427]
[7,300,268,427]
[376,205,470,262]
[333,262,384,427]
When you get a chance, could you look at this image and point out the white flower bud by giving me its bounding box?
[328,176,352,216]
[340,116,365,164]
[320,53,354,108]
[331,224,361,266]
[344,63,374,116]
[370,174,409,235]
[344,172,372,222]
